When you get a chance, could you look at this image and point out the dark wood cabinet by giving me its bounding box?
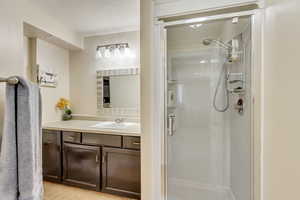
[102,147,141,199]
[43,129,141,198]
[63,143,101,191]
[42,130,62,182]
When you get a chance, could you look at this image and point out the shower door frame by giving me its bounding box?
[153,9,263,200]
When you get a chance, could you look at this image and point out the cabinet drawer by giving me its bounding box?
[43,130,60,143]
[123,136,141,150]
[82,133,122,148]
[63,131,81,143]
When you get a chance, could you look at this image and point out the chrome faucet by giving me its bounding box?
[115,118,124,124]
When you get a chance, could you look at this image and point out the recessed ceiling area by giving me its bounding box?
[27,0,140,37]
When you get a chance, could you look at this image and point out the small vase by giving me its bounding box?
[62,113,72,121]
[62,108,72,121]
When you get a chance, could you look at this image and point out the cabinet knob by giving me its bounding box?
[102,154,106,164]
[132,142,140,145]
[96,155,99,163]
[68,136,75,140]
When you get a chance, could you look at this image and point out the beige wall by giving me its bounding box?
[69,31,140,117]
[0,0,24,136]
[140,1,154,200]
[263,0,300,199]
[36,39,70,123]
[0,0,78,135]
[21,1,83,48]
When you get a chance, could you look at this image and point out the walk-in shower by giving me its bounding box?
[164,15,252,200]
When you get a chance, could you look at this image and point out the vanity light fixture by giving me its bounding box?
[189,23,203,29]
[96,43,134,59]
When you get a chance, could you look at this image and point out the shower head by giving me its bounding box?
[202,39,232,50]
[203,39,213,46]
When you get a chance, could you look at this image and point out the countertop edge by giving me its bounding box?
[43,126,141,137]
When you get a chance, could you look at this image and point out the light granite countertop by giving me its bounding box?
[43,120,141,137]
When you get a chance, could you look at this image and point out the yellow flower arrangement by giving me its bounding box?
[56,98,71,110]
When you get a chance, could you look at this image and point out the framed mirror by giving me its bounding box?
[97,68,140,115]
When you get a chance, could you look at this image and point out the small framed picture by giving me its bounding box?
[38,67,58,88]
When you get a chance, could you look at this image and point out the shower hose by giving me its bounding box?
[213,63,229,112]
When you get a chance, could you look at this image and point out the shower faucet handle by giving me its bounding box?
[228,80,244,84]
[168,114,176,136]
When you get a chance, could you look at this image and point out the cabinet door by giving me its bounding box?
[102,147,141,199]
[63,143,101,191]
[43,130,62,182]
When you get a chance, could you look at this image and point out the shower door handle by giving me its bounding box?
[168,114,176,136]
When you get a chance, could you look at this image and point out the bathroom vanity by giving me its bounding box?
[42,120,141,199]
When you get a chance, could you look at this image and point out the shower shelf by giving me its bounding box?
[229,88,246,95]
[168,80,178,84]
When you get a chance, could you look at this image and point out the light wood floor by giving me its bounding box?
[44,181,135,200]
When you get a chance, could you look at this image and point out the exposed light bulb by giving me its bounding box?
[104,48,111,58]
[119,46,126,58]
[96,49,102,59]
[96,43,132,58]
[114,47,122,58]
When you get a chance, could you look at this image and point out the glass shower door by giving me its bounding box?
[165,16,252,200]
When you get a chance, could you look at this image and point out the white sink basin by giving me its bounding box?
[90,121,139,130]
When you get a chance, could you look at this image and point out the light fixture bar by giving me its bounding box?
[96,43,129,51]
[96,42,132,59]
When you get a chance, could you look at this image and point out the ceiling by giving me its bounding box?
[28,0,140,36]
[167,21,224,50]
[167,17,250,50]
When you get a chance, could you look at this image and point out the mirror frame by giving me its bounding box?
[96,67,140,116]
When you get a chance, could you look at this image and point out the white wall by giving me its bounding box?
[69,31,140,117]
[36,39,70,123]
[263,0,300,200]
